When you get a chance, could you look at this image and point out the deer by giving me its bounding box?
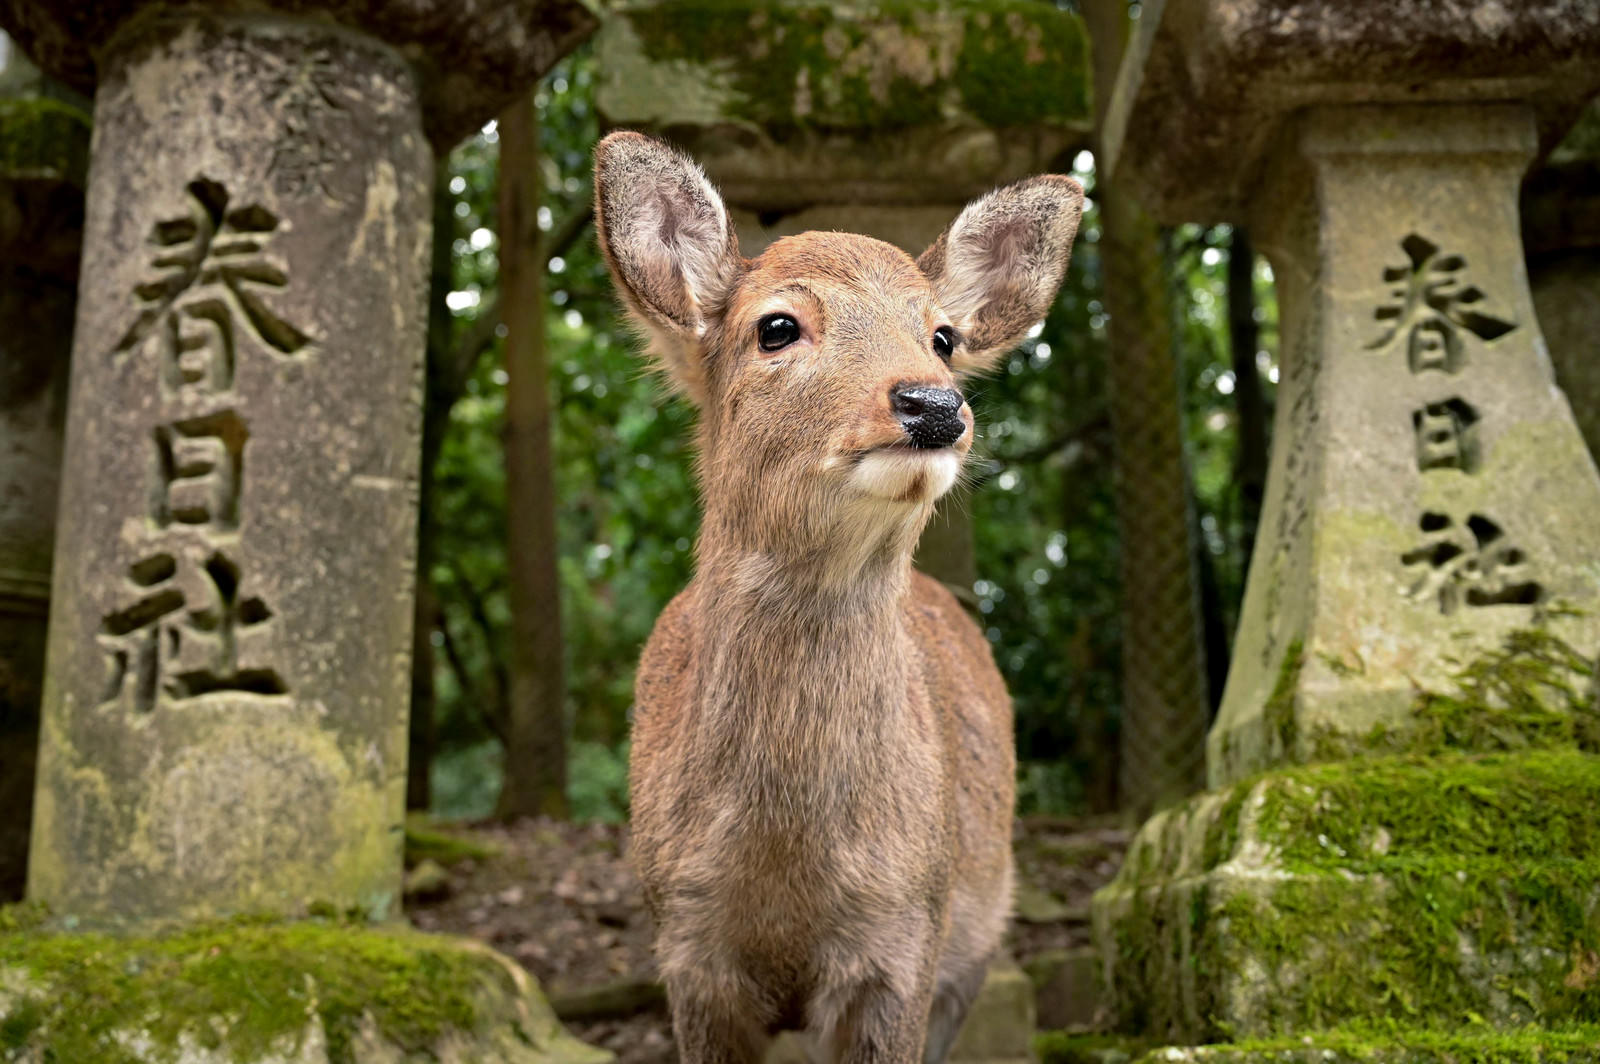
[593,130,1083,1064]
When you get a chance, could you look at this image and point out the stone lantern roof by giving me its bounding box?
[596,0,1093,212]
[1102,0,1600,222]
[0,0,597,147]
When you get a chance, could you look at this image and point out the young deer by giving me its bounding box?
[594,131,1083,1064]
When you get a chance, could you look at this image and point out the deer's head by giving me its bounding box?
[595,132,1083,579]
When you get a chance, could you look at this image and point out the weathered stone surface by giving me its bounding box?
[1208,105,1600,786]
[27,15,430,922]
[0,914,612,1063]
[0,39,89,901]
[1091,749,1600,1044]
[597,0,1091,212]
[0,0,595,149]
[1101,0,1600,222]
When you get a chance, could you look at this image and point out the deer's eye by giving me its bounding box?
[758,314,801,352]
[933,326,956,362]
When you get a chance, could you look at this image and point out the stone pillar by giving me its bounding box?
[596,0,1091,598]
[0,36,88,901]
[1210,103,1600,783]
[1089,0,1600,1051]
[0,0,594,924]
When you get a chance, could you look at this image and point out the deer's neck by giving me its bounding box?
[686,514,923,802]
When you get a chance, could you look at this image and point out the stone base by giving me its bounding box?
[0,911,611,1063]
[1090,749,1600,1044]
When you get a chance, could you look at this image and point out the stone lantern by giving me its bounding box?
[0,2,609,1058]
[1089,0,1600,1052]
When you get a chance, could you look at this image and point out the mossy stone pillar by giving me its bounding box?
[596,0,1092,597]
[0,0,593,924]
[1090,0,1600,1054]
[1207,103,1600,782]
[0,38,88,901]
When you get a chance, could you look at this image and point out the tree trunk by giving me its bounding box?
[407,158,455,812]
[1229,226,1268,575]
[495,92,569,820]
[1082,0,1211,818]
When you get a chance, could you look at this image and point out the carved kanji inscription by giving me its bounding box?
[1401,512,1541,615]
[150,410,248,530]
[115,178,310,395]
[98,550,285,713]
[1366,234,1516,374]
[1412,398,1480,473]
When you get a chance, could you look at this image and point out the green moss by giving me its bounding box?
[404,815,497,867]
[0,912,511,1062]
[1212,866,1598,1033]
[952,5,1091,128]
[0,96,90,186]
[1036,1030,1153,1064]
[1264,640,1304,758]
[1291,621,1595,767]
[1159,1021,1600,1062]
[1243,749,1600,872]
[1201,786,1248,870]
[1407,625,1599,755]
[620,0,1089,132]
[1098,750,1600,1040]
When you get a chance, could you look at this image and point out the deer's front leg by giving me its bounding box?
[815,920,944,1064]
[668,984,774,1064]
[822,977,938,1064]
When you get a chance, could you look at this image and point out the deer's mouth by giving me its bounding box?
[846,446,963,503]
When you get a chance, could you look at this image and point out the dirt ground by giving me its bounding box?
[406,816,1127,1062]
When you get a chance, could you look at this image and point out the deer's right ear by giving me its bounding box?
[594,132,742,403]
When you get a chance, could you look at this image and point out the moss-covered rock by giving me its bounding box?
[1092,749,1600,1044]
[0,912,610,1063]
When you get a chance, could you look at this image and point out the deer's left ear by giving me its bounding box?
[917,175,1084,375]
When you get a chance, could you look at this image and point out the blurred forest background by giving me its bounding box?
[414,39,1280,825]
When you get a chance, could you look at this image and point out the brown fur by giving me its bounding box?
[594,132,1083,1063]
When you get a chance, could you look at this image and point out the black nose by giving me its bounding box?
[890,385,967,449]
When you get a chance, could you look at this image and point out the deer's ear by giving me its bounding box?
[917,175,1084,376]
[594,131,743,403]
